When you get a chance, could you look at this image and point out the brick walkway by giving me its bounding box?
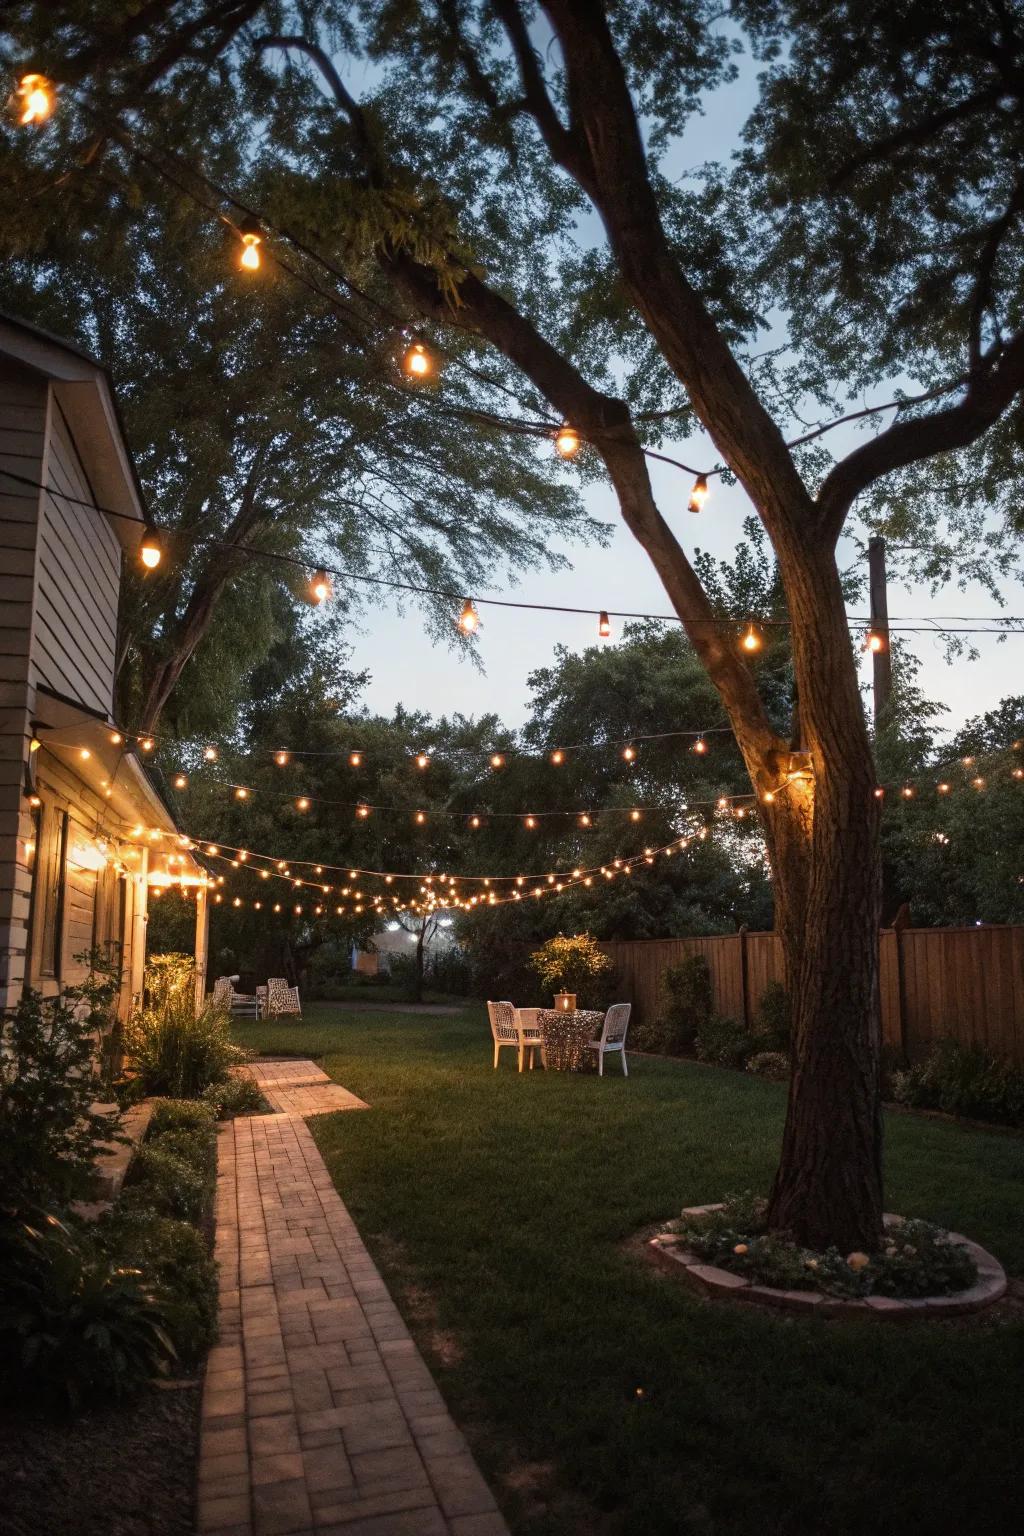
[242,1061,370,1117]
[198,1108,508,1536]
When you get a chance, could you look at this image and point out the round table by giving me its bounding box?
[536,1009,603,1072]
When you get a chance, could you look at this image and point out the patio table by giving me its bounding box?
[536,1008,603,1072]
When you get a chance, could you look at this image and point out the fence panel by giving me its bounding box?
[605,924,1024,1066]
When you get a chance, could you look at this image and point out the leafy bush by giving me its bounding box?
[0,1214,176,1409]
[201,1076,265,1119]
[747,1050,790,1081]
[0,983,121,1212]
[145,953,197,1010]
[752,981,791,1051]
[529,933,614,1008]
[148,1098,217,1138]
[670,1195,978,1299]
[99,1212,217,1366]
[890,1039,1024,1127]
[123,989,247,1099]
[638,954,714,1053]
[121,1145,210,1224]
[694,1015,753,1068]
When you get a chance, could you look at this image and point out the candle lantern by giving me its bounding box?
[554,992,577,1012]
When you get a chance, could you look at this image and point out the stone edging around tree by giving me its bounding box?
[648,1207,1007,1320]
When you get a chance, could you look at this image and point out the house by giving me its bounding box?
[0,312,206,1016]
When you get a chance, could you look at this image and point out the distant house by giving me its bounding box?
[0,313,205,1015]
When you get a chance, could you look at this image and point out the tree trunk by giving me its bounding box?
[765,557,885,1254]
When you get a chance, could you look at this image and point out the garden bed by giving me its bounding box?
[649,1204,1007,1319]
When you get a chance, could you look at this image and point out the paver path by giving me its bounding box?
[241,1060,370,1117]
[198,1106,508,1536]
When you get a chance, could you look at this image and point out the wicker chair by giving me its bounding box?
[487,1000,521,1070]
[212,976,234,1008]
[514,1007,545,1071]
[588,1003,632,1077]
[256,985,268,1019]
[266,977,302,1017]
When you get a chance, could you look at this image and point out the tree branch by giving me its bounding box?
[827,87,1001,191]
[816,328,1024,536]
[488,0,597,195]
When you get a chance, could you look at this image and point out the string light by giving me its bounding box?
[415,752,430,770]
[204,746,218,762]
[109,731,123,746]
[599,611,611,639]
[741,624,762,653]
[174,773,188,789]
[238,216,262,271]
[139,737,154,753]
[458,598,479,634]
[865,629,886,654]
[622,744,636,762]
[489,753,505,769]
[235,786,248,800]
[16,73,54,124]
[296,796,310,811]
[693,738,707,755]
[310,568,332,605]
[414,810,427,824]
[275,750,289,766]
[139,527,163,569]
[551,749,565,765]
[402,340,433,379]
[356,803,371,818]
[555,424,581,458]
[687,474,709,513]
[349,751,362,767]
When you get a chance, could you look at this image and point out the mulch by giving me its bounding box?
[0,1381,200,1536]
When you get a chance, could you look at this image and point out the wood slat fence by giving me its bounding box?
[602,925,1024,1066]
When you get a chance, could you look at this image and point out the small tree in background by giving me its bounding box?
[529,934,613,1009]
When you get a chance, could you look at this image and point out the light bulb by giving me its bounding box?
[17,74,53,125]
[866,629,885,654]
[204,745,217,762]
[551,749,565,765]
[235,787,248,800]
[296,796,310,811]
[139,527,162,569]
[310,568,332,604]
[630,808,641,821]
[742,624,762,653]
[623,744,636,762]
[693,738,707,754]
[356,804,371,819]
[579,812,591,827]
[598,610,611,639]
[109,731,122,746]
[139,737,154,753]
[469,815,481,828]
[403,341,433,378]
[524,815,537,829]
[174,774,188,789]
[490,753,505,769]
[275,750,288,766]
[458,598,479,633]
[555,424,580,458]
[414,810,427,824]
[688,474,709,514]
[349,751,362,767]
[238,218,262,271]
[415,752,430,769]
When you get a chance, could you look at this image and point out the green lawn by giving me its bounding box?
[234,1004,1024,1536]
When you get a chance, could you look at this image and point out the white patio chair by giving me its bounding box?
[589,1003,632,1077]
[256,985,268,1019]
[487,1000,521,1069]
[514,1007,545,1071]
[212,976,234,1008]
[267,977,302,1017]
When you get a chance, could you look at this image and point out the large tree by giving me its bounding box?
[6,1,1024,1249]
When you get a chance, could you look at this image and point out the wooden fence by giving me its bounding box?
[603,924,1024,1066]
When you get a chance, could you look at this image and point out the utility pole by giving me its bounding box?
[868,535,893,726]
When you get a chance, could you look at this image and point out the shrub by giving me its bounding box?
[670,1195,977,1299]
[529,933,614,1008]
[639,954,714,1053]
[0,984,121,1212]
[99,1212,217,1366]
[747,1050,790,1082]
[889,1039,1024,1127]
[694,1015,753,1068]
[752,981,791,1051]
[145,953,198,1010]
[123,989,248,1099]
[121,1145,210,1224]
[148,1098,217,1138]
[147,1128,217,1183]
[0,1214,176,1410]
[201,1076,265,1119]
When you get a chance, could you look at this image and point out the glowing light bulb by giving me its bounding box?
[742,624,762,653]
[551,749,565,765]
[524,815,537,829]
[490,753,504,769]
[688,474,709,514]
[630,809,641,821]
[598,610,611,639]
[109,731,122,746]
[238,218,262,271]
[17,74,53,125]
[235,786,248,800]
[458,598,479,634]
[310,568,332,604]
[204,745,218,762]
[139,738,154,753]
[296,796,310,811]
[356,804,371,819]
[414,810,427,824]
[79,748,90,761]
[174,773,188,789]
[579,812,591,827]
[623,744,636,762]
[469,815,481,828]
[415,753,430,769]
[938,782,951,794]
[555,424,580,458]
[866,629,886,654]
[275,750,289,766]
[349,751,362,767]
[139,527,162,569]
[693,738,707,755]
[403,341,433,378]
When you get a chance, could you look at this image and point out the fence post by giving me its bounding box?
[738,925,751,1031]
[891,902,910,1061]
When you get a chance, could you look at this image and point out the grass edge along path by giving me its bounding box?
[234,1005,1024,1536]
